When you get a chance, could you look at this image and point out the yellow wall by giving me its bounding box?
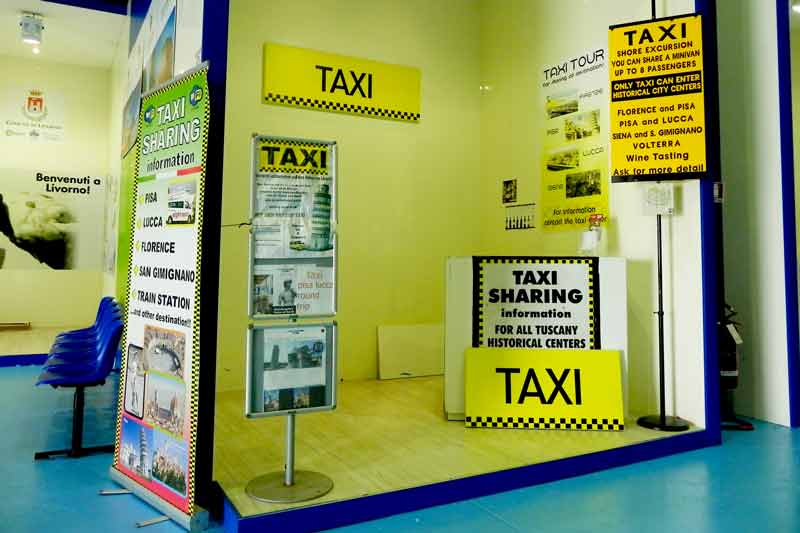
[477,0,704,417]
[216,0,484,390]
[0,54,110,327]
[217,1,708,421]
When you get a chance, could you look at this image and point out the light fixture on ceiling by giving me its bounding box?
[793,0,800,13]
[32,47,40,55]
[20,13,44,46]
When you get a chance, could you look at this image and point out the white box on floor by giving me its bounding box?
[444,256,628,420]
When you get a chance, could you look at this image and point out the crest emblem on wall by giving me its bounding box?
[23,90,47,121]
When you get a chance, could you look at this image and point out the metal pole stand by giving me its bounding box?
[245,413,334,503]
[637,214,690,432]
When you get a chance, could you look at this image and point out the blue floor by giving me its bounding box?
[2,364,798,533]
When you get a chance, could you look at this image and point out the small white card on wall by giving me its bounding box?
[643,183,675,216]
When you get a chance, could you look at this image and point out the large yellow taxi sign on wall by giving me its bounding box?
[263,43,421,123]
[609,14,706,181]
[465,348,624,431]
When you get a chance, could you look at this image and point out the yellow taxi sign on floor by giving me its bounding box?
[263,43,421,123]
[465,348,624,431]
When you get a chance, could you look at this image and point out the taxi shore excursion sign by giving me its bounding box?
[609,14,707,181]
[262,43,421,122]
[465,348,624,431]
[472,257,600,350]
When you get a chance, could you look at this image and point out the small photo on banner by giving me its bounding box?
[120,416,154,480]
[124,344,145,419]
[152,430,188,497]
[472,256,600,350]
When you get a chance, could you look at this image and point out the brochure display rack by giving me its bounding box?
[243,135,338,504]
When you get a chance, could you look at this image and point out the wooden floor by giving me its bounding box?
[0,327,61,357]
[214,376,692,518]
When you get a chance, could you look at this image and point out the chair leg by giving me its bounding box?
[69,385,85,456]
[34,386,115,460]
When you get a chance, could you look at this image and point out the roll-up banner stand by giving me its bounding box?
[111,64,212,530]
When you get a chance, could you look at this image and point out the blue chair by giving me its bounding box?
[45,315,122,360]
[54,298,121,344]
[34,313,123,460]
[43,329,122,372]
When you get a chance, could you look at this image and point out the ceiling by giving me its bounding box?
[0,0,125,69]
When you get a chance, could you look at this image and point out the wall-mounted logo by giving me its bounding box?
[144,105,156,124]
[189,85,203,107]
[22,89,47,121]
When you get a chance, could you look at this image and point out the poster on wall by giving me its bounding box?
[251,136,336,259]
[113,64,209,516]
[471,256,600,350]
[103,171,120,275]
[252,262,334,317]
[608,14,706,181]
[2,87,65,142]
[247,323,337,417]
[121,78,143,158]
[540,48,610,231]
[144,5,177,92]
[504,203,535,231]
[250,135,337,318]
[0,167,105,270]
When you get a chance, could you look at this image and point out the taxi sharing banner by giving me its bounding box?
[113,65,209,518]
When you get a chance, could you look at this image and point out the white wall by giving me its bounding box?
[0,54,110,327]
[718,0,791,426]
[102,23,130,298]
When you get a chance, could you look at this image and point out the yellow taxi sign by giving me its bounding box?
[256,138,330,176]
[608,14,706,180]
[263,43,421,123]
[465,348,624,431]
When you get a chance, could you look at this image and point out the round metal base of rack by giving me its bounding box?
[245,470,334,504]
[637,414,690,432]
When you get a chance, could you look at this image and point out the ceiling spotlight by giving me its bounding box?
[32,47,40,55]
[20,13,43,46]
[793,0,800,13]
